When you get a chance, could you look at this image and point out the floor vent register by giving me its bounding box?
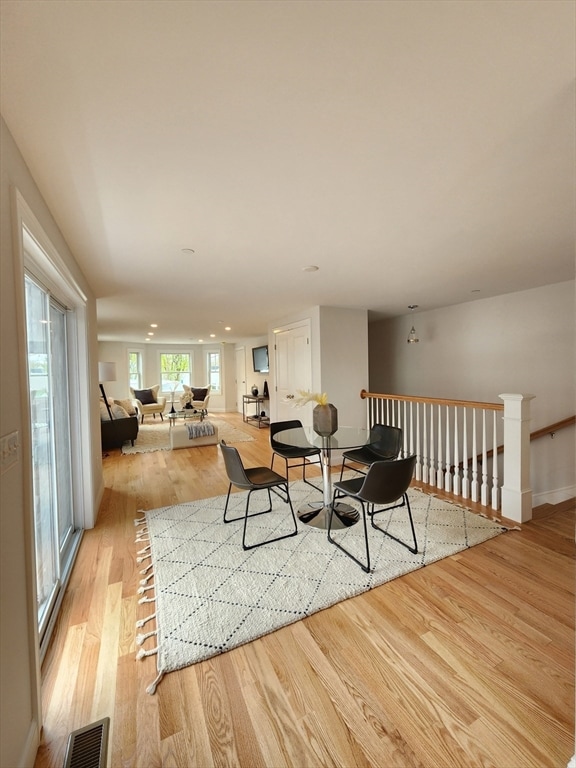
[63,717,110,768]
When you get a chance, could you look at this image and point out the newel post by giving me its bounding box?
[499,393,535,523]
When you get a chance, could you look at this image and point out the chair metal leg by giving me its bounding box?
[327,498,371,573]
[223,483,274,523]
[370,493,418,554]
[270,455,321,502]
[241,486,298,550]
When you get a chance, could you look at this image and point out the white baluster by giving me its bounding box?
[445,405,452,493]
[471,408,479,502]
[436,404,444,488]
[462,408,469,499]
[453,406,460,496]
[415,402,422,481]
[429,404,436,487]
[491,410,500,510]
[422,403,429,484]
[481,409,489,505]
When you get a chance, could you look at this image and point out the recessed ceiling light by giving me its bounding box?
[302,265,319,272]
[181,248,195,254]
[225,326,231,331]
[150,323,158,328]
[407,305,419,310]
[198,339,204,343]
[210,334,216,338]
[145,338,150,342]
[148,332,154,336]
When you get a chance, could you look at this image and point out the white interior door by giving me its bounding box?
[235,346,246,413]
[274,321,313,424]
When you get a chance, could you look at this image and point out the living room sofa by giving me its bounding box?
[101,415,139,450]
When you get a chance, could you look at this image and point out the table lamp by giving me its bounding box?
[98,362,117,420]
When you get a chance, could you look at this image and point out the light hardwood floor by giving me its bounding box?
[35,412,574,767]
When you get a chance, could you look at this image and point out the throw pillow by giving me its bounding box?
[111,403,130,419]
[134,388,156,405]
[114,397,136,416]
[192,387,208,401]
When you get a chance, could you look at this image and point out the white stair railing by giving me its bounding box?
[361,390,534,523]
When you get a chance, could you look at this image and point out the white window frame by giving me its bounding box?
[159,351,192,395]
[128,349,142,390]
[206,349,222,395]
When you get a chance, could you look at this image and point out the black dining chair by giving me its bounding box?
[339,424,402,480]
[219,440,298,550]
[270,419,322,493]
[329,454,418,573]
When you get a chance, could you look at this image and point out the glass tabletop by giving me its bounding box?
[275,426,369,451]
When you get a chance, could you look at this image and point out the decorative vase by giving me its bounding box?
[313,403,338,436]
[263,380,269,398]
[251,386,259,396]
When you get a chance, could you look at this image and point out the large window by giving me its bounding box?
[128,350,142,390]
[160,352,191,393]
[207,350,221,394]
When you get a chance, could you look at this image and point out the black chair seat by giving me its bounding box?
[330,454,418,573]
[340,424,402,480]
[219,440,298,550]
[270,419,321,494]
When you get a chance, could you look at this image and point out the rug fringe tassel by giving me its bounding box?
[136,612,156,628]
[135,534,149,543]
[136,645,158,660]
[140,562,154,575]
[136,629,157,645]
[137,544,150,555]
[146,671,164,695]
[137,553,152,564]
[138,595,156,604]
[137,584,155,596]
[134,516,147,526]
[140,573,154,586]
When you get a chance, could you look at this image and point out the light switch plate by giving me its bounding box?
[1,430,19,472]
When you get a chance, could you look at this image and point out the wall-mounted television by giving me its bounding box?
[252,345,269,373]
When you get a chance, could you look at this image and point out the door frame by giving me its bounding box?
[12,189,94,667]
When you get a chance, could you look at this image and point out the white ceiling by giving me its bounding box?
[1,0,574,345]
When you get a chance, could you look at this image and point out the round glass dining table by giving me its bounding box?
[275,426,370,530]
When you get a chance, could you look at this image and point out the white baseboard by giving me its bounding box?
[532,484,576,507]
[18,718,40,768]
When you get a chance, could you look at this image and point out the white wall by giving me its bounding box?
[368,281,575,503]
[268,305,369,427]
[1,117,100,768]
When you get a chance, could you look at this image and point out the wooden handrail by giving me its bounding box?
[465,415,576,466]
[530,416,576,441]
[360,389,504,411]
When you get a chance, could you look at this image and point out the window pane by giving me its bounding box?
[129,351,142,389]
[160,353,191,392]
[208,351,221,393]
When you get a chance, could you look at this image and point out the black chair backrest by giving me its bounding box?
[270,419,305,449]
[369,424,403,460]
[358,455,417,505]
[219,440,251,489]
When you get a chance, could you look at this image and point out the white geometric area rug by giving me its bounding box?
[134,480,507,693]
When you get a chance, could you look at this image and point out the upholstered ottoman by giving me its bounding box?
[170,422,219,450]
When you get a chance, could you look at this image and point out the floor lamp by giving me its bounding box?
[98,362,117,420]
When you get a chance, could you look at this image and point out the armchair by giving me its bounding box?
[180,385,211,415]
[130,385,166,423]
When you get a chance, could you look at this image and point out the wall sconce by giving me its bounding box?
[407,305,419,344]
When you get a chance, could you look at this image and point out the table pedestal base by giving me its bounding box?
[297,501,359,530]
